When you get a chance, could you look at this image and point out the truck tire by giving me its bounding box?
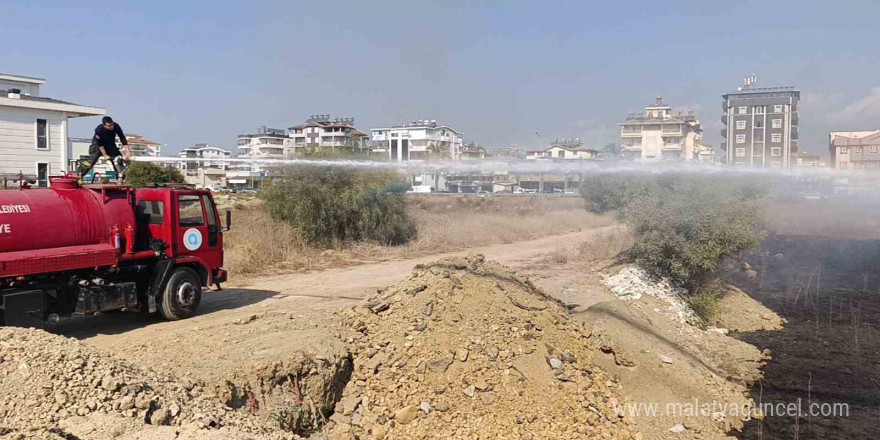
[160,267,202,320]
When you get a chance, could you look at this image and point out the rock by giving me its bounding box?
[745,270,757,279]
[472,379,490,391]
[150,407,171,425]
[742,262,752,271]
[394,405,419,425]
[351,412,363,426]
[515,413,526,424]
[463,385,476,398]
[339,396,361,416]
[773,253,784,260]
[427,359,452,374]
[372,424,388,439]
[419,401,431,414]
[548,358,564,370]
[669,423,686,433]
[479,391,495,406]
[486,346,499,360]
[658,354,674,364]
[455,348,469,362]
[424,302,433,317]
[433,402,449,412]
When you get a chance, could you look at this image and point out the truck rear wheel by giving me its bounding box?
[160,267,202,320]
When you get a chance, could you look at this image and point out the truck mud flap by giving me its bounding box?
[0,290,46,328]
[147,259,177,313]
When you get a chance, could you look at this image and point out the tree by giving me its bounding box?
[426,141,451,161]
[125,162,185,187]
[602,142,624,159]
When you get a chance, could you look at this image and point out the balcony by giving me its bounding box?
[721,114,728,125]
[662,143,683,151]
[721,129,727,138]
[621,130,641,137]
[623,144,642,151]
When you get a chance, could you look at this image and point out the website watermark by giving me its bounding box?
[612,399,849,420]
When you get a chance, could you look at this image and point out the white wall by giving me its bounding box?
[0,107,66,177]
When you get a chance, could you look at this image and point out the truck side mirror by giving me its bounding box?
[225,210,232,231]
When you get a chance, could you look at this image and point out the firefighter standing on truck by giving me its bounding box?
[79,116,131,179]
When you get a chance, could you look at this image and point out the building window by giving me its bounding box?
[771,147,782,157]
[736,120,746,129]
[771,133,782,143]
[854,147,862,154]
[774,105,783,113]
[755,120,764,128]
[735,134,746,144]
[36,163,49,187]
[772,119,782,129]
[871,146,878,153]
[840,147,848,154]
[735,148,746,157]
[753,106,765,114]
[36,119,48,150]
[738,106,747,114]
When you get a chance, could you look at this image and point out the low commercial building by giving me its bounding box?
[289,115,368,153]
[0,73,105,186]
[791,151,826,168]
[829,130,880,170]
[371,120,463,161]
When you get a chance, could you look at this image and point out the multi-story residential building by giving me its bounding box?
[829,130,880,170]
[619,97,705,161]
[237,126,291,159]
[179,144,232,170]
[722,76,799,167]
[370,120,463,161]
[289,115,367,153]
[0,73,105,186]
[121,133,162,157]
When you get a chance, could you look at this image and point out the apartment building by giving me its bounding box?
[722,77,799,167]
[123,133,162,157]
[237,126,291,159]
[370,120,463,161]
[289,115,367,153]
[179,144,232,170]
[0,73,105,185]
[619,97,705,161]
[829,130,880,170]
[790,151,826,168]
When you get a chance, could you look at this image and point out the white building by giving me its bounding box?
[620,97,706,162]
[370,120,463,161]
[237,126,291,159]
[289,115,367,153]
[179,143,232,170]
[526,140,598,160]
[0,73,105,186]
[123,133,163,157]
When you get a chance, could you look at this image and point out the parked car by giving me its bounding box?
[208,185,229,193]
[514,187,537,194]
[239,188,258,195]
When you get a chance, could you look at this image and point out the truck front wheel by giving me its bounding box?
[160,267,202,320]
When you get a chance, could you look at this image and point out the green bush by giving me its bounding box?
[583,173,766,289]
[125,162,185,187]
[260,166,415,247]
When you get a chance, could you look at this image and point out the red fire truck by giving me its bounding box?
[0,176,229,328]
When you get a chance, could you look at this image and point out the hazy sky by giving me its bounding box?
[4,0,880,157]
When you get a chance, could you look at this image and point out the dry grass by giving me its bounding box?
[540,225,636,265]
[224,195,614,277]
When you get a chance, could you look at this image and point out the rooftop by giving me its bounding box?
[1,89,104,117]
[0,73,46,84]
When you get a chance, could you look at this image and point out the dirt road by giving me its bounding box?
[53,226,615,359]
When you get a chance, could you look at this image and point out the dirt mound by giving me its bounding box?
[712,285,785,332]
[0,328,296,440]
[329,254,639,440]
